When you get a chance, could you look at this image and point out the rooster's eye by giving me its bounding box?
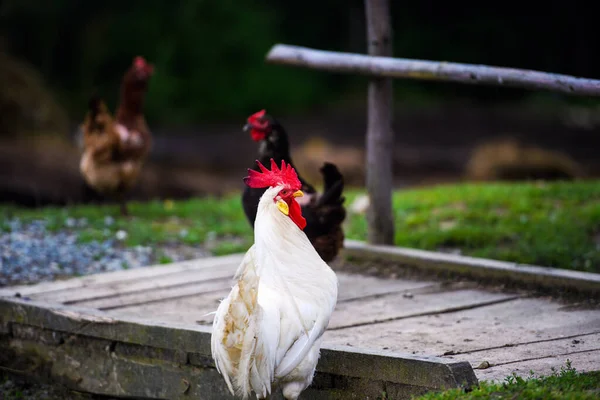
[280,190,288,196]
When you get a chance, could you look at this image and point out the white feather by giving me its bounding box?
[211,185,338,399]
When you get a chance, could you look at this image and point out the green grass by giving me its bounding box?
[1,180,599,271]
[412,362,600,400]
[346,180,600,272]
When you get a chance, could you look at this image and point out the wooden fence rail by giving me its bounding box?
[266,44,600,97]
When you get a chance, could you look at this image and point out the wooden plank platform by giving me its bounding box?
[1,242,599,399]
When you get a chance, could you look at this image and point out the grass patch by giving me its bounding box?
[156,252,174,264]
[1,181,599,271]
[412,362,600,400]
[345,180,600,272]
[210,239,253,256]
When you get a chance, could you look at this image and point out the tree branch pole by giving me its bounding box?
[266,44,600,97]
[364,0,394,245]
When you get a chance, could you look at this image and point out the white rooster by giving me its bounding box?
[211,159,339,400]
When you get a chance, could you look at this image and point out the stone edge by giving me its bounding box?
[0,297,477,390]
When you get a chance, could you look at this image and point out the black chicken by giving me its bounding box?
[241,109,346,263]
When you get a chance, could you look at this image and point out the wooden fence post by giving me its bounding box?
[365,0,394,245]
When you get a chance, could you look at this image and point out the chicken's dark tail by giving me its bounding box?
[305,162,347,262]
[317,162,345,207]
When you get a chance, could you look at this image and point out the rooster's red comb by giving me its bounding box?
[247,109,265,122]
[247,109,268,130]
[243,159,301,190]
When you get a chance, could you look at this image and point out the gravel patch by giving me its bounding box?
[0,218,210,287]
[0,218,215,398]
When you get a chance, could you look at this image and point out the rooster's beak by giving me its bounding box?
[293,190,304,198]
[243,124,251,132]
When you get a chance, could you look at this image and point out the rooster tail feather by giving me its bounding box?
[234,270,260,397]
[211,296,236,396]
[250,357,270,398]
[211,247,260,398]
[235,311,258,398]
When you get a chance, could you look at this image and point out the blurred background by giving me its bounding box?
[1,0,599,207]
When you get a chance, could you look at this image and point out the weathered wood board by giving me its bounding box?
[1,242,599,399]
[323,297,600,382]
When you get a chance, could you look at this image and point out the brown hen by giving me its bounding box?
[79,56,154,215]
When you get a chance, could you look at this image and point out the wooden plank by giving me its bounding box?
[473,348,600,382]
[1,248,433,307]
[333,273,436,302]
[323,297,600,357]
[39,264,433,310]
[109,285,517,330]
[75,277,234,310]
[447,331,600,368]
[328,286,520,330]
[0,297,478,391]
[104,274,436,324]
[33,261,239,304]
[107,291,230,325]
[343,239,600,298]
[0,253,245,298]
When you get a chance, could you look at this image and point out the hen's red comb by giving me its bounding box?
[247,109,269,130]
[243,158,301,190]
[134,56,146,68]
[133,56,154,73]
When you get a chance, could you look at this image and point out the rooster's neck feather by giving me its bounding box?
[253,187,326,279]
